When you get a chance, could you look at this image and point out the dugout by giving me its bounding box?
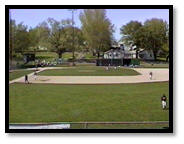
[96,58,140,66]
[96,59,123,66]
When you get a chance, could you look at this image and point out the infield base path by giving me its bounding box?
[12,68,169,84]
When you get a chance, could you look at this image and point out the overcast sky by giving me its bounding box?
[10,9,169,41]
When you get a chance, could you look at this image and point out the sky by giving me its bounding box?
[10,9,169,41]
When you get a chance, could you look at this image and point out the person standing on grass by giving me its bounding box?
[161,94,167,110]
[149,71,153,80]
[25,74,29,84]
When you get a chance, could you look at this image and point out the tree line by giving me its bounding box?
[120,19,169,61]
[9,9,169,62]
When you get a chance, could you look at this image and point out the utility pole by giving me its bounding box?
[69,9,77,66]
[72,10,75,66]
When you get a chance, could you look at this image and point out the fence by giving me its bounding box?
[96,59,140,66]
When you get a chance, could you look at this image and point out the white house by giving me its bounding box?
[103,43,136,60]
[139,49,155,60]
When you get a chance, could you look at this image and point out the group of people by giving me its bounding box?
[35,58,63,67]
[105,64,121,71]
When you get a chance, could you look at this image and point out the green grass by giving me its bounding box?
[9,70,33,81]
[62,52,73,59]
[36,52,58,61]
[140,61,169,68]
[35,52,95,60]
[38,66,140,76]
[83,52,96,59]
[9,82,169,125]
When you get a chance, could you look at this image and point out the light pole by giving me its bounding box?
[69,9,77,66]
[72,10,75,66]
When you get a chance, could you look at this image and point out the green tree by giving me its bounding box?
[80,9,114,59]
[161,40,169,62]
[120,21,143,58]
[28,21,50,51]
[64,26,85,54]
[9,19,16,63]
[13,22,31,54]
[47,18,85,59]
[47,18,67,58]
[141,18,168,61]
[120,18,168,61]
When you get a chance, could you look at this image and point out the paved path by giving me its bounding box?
[10,67,169,84]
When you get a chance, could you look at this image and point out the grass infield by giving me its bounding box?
[9,82,169,126]
[38,66,140,76]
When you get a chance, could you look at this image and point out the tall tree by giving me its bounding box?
[120,21,143,58]
[28,21,50,51]
[80,9,114,59]
[64,26,85,53]
[47,18,73,58]
[141,18,168,60]
[161,36,169,62]
[120,18,168,61]
[13,22,31,54]
[9,19,16,66]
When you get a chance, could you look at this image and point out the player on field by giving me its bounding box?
[25,74,29,84]
[149,72,153,80]
[161,94,167,110]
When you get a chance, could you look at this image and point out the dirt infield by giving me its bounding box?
[10,67,169,84]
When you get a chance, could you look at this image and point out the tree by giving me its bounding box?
[80,9,114,59]
[65,26,85,53]
[29,21,50,51]
[120,19,168,61]
[13,22,31,54]
[141,18,168,61]
[161,39,169,62]
[120,21,143,58]
[47,18,69,58]
[9,19,16,65]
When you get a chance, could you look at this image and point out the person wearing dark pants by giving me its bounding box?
[25,75,29,84]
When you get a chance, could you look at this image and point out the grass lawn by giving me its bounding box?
[36,52,58,61]
[38,66,140,76]
[9,82,169,128]
[140,61,169,68]
[9,70,33,81]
